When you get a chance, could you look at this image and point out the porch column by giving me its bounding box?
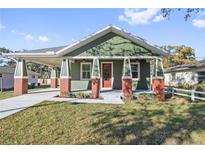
[60,59,71,97]
[152,58,165,101]
[122,58,132,98]
[50,68,58,88]
[14,59,28,96]
[91,58,100,98]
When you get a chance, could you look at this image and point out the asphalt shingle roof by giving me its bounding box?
[165,59,205,72]
[23,45,67,53]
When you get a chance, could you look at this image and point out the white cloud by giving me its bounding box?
[198,11,205,18]
[38,36,49,42]
[118,8,164,25]
[192,19,205,28]
[0,23,6,29]
[24,34,34,41]
[153,15,165,22]
[11,30,34,41]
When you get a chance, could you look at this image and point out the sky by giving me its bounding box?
[0,8,205,59]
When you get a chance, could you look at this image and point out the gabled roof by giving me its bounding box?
[165,60,205,73]
[26,46,67,53]
[4,25,169,58]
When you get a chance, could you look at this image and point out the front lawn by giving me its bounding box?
[0,91,13,100]
[0,99,205,144]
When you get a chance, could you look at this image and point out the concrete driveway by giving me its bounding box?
[0,88,59,120]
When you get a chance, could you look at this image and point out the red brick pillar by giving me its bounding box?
[122,78,132,97]
[14,59,28,96]
[92,79,100,98]
[14,78,28,96]
[50,68,58,88]
[60,59,72,97]
[152,77,165,101]
[51,78,58,88]
[60,78,71,97]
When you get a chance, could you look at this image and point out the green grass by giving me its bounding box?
[0,91,14,100]
[0,99,205,145]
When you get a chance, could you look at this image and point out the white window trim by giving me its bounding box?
[131,62,140,81]
[80,62,91,80]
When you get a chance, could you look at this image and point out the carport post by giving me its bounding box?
[14,59,28,96]
[60,59,71,97]
[50,68,58,88]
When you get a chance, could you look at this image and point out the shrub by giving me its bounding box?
[178,84,194,90]
[195,85,205,98]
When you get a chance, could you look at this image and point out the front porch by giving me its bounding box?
[12,56,165,100]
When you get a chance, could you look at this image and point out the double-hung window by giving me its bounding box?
[131,62,140,80]
[81,63,91,80]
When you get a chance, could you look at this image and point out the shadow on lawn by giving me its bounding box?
[88,103,205,144]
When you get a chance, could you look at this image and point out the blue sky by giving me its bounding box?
[0,8,205,59]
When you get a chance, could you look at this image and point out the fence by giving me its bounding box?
[165,86,205,101]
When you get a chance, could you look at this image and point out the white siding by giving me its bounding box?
[28,75,39,86]
[0,73,14,89]
[165,71,198,86]
[0,73,39,89]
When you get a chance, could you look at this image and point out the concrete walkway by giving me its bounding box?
[48,90,124,104]
[0,88,59,120]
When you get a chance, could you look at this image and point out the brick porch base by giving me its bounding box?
[60,78,71,97]
[14,78,28,96]
[122,78,132,97]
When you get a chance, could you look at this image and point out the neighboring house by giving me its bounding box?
[4,25,168,98]
[0,66,40,90]
[165,60,205,86]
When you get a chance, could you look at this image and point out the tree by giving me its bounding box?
[27,62,50,78]
[0,47,16,67]
[162,45,196,68]
[161,8,204,20]
[0,47,13,54]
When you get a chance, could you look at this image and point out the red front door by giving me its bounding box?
[102,63,112,88]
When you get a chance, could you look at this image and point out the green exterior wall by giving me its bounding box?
[131,59,151,90]
[65,33,155,57]
[70,59,92,91]
[70,59,150,90]
[64,32,154,91]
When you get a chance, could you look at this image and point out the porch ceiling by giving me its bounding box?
[24,57,62,67]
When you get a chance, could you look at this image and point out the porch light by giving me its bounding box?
[70,59,75,63]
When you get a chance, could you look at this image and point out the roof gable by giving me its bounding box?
[3,25,169,59]
[56,25,169,57]
[66,33,154,57]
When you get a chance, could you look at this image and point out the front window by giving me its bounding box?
[131,63,140,80]
[81,63,91,80]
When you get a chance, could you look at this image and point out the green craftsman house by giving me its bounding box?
[4,25,168,99]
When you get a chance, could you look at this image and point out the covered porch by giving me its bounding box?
[11,55,165,100]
